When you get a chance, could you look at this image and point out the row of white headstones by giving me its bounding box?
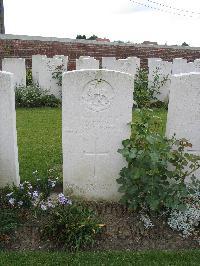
[2,55,200,102]
[0,64,200,201]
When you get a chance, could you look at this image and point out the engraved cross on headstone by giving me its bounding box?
[84,138,109,178]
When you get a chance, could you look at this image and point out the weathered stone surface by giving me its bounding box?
[166,73,200,179]
[62,70,134,201]
[148,58,162,68]
[172,58,188,74]
[76,56,99,70]
[53,55,68,71]
[32,55,47,85]
[116,57,140,75]
[102,57,117,70]
[0,71,19,187]
[194,59,200,72]
[102,57,140,76]
[2,58,26,87]
[39,56,67,98]
[148,59,172,102]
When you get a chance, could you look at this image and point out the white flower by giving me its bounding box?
[32,191,39,199]
[6,192,13,197]
[140,214,154,229]
[9,198,15,205]
[47,200,55,208]
[19,184,24,190]
[33,170,38,174]
[40,204,47,211]
[18,201,23,206]
[50,181,56,188]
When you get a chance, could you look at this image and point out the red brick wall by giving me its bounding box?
[1,35,200,70]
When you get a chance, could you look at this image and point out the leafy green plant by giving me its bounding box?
[134,68,169,108]
[41,94,61,107]
[0,209,22,247]
[15,85,61,108]
[26,69,33,86]
[41,202,103,251]
[117,108,200,212]
[52,64,64,87]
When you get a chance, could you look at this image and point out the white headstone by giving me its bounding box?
[148,60,172,102]
[148,58,162,68]
[116,57,140,76]
[76,56,99,70]
[2,58,26,87]
[194,59,200,72]
[0,71,19,187]
[166,73,200,180]
[172,58,188,74]
[102,57,140,76]
[39,57,66,98]
[53,55,68,71]
[32,55,47,85]
[62,69,134,201]
[187,62,195,73]
[102,57,117,70]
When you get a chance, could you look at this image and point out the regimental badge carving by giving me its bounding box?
[81,79,115,111]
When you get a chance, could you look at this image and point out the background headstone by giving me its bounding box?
[32,55,47,85]
[2,58,26,87]
[76,56,99,70]
[102,57,117,70]
[38,57,66,98]
[148,59,172,102]
[148,58,162,68]
[62,69,134,201]
[166,73,200,180]
[194,59,200,72]
[172,58,188,74]
[102,57,140,76]
[0,71,19,187]
[53,55,68,71]
[116,57,140,76]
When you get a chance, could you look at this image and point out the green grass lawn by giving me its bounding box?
[16,108,167,182]
[0,250,200,266]
[16,108,62,183]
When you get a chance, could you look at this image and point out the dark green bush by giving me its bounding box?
[134,68,168,109]
[117,108,200,213]
[15,85,61,108]
[26,69,33,86]
[52,65,64,87]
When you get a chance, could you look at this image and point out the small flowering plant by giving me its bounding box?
[1,172,58,210]
[0,174,104,250]
[40,202,104,251]
[168,182,200,239]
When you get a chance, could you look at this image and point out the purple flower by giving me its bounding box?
[58,193,72,205]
